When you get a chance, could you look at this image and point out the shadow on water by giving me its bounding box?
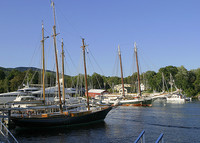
[13,121,107,138]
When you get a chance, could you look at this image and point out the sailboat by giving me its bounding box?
[133,43,152,106]
[101,44,152,106]
[10,1,112,128]
[118,43,152,106]
[166,73,189,103]
[114,45,145,106]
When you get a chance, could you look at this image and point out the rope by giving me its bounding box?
[75,51,84,95]
[21,30,42,87]
[55,5,82,38]
[87,53,102,89]
[87,48,113,89]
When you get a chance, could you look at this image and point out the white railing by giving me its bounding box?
[0,120,18,143]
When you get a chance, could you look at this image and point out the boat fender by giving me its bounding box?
[63,111,69,116]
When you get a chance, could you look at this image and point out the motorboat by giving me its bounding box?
[11,94,43,108]
[54,94,86,105]
[0,84,40,104]
[166,94,185,103]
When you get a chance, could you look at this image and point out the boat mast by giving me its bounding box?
[134,42,141,97]
[52,1,63,112]
[170,73,173,94]
[162,72,165,92]
[61,39,65,105]
[118,45,125,97]
[41,22,45,102]
[81,38,90,111]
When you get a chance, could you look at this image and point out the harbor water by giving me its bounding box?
[12,100,200,143]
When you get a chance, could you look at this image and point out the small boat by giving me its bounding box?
[185,97,192,102]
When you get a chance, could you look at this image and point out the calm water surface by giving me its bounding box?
[13,100,200,143]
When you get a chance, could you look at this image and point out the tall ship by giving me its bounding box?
[10,1,112,128]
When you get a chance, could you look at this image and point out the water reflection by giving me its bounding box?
[14,121,107,136]
[14,121,108,143]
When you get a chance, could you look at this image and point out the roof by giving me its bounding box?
[88,89,106,93]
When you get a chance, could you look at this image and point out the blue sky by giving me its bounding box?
[0,0,200,77]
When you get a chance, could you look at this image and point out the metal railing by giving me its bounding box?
[134,130,164,143]
[155,133,164,143]
[0,120,18,143]
[134,130,145,143]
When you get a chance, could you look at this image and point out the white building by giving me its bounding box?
[114,84,131,94]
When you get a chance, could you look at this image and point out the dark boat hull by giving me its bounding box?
[11,106,112,128]
[142,98,153,107]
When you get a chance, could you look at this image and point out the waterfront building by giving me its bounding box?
[87,89,108,98]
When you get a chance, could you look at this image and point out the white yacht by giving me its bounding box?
[166,94,185,103]
[12,94,43,108]
[31,78,77,99]
[0,84,40,104]
[54,94,85,105]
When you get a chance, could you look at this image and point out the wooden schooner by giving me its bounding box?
[101,43,152,106]
[118,43,152,106]
[10,1,112,128]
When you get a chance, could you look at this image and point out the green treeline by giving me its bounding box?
[0,65,200,97]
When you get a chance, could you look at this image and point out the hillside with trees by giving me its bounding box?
[0,66,199,97]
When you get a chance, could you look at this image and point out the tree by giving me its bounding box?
[155,66,178,92]
[0,80,4,93]
[144,71,157,91]
[3,78,9,92]
[65,75,73,87]
[10,72,25,91]
[46,72,56,87]
[0,70,5,80]
[74,74,85,88]
[102,76,111,90]
[32,71,39,84]
[7,69,20,80]
[175,66,189,90]
[91,72,104,89]
[107,76,120,86]
[158,66,178,80]
[193,68,200,95]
